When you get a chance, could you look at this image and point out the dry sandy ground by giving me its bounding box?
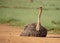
[0,24,60,43]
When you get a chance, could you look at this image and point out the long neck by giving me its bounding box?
[36,7,42,31]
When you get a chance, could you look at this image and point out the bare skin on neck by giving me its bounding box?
[36,7,42,31]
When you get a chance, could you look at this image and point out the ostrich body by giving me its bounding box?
[20,7,47,37]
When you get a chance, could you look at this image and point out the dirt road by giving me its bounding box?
[0,24,60,43]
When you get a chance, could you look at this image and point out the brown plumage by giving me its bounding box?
[20,7,47,37]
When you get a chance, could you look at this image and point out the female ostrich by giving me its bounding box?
[20,7,47,37]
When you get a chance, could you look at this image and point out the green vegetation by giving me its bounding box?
[0,0,60,34]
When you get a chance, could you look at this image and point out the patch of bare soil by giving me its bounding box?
[0,24,60,43]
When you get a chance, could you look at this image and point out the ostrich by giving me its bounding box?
[20,7,47,37]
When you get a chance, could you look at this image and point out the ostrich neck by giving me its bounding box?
[36,7,42,31]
